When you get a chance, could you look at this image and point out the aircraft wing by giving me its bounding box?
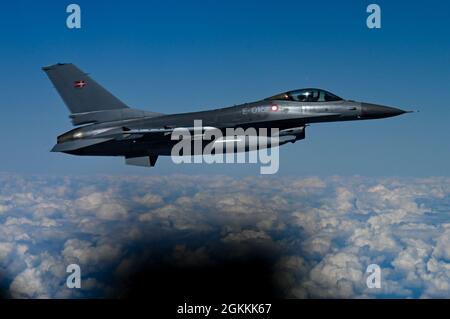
[89,126,221,140]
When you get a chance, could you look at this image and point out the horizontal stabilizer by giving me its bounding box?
[51,138,113,152]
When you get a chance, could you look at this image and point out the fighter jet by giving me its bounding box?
[42,63,409,167]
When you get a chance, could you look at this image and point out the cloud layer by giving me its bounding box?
[0,173,449,298]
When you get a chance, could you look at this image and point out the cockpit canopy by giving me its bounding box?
[265,88,343,102]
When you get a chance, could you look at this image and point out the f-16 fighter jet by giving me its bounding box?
[43,63,409,167]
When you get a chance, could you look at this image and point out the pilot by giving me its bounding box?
[311,91,320,102]
[299,92,308,102]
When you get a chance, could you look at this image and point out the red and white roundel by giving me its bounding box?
[74,80,86,89]
[270,104,279,112]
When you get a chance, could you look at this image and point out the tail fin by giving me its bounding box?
[42,63,128,114]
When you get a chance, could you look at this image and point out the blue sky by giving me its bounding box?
[0,0,449,176]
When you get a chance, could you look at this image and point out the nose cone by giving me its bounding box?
[360,103,406,119]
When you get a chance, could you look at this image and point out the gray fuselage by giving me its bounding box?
[57,98,404,157]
